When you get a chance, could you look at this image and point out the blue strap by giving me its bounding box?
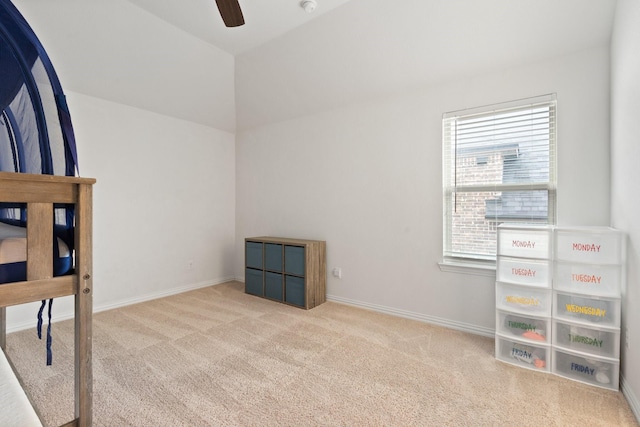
[36,298,54,365]
[37,299,46,339]
[46,298,53,365]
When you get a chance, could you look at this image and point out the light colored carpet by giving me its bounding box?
[6,281,638,426]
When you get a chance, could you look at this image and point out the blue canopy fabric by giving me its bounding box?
[0,0,78,176]
[1,0,80,365]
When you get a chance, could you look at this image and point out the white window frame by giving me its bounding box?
[440,94,557,272]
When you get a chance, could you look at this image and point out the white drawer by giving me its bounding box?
[552,347,619,391]
[555,227,626,265]
[496,282,552,316]
[553,261,622,297]
[553,291,621,328]
[496,310,550,344]
[495,335,550,372]
[497,225,552,259]
[552,319,620,359]
[497,256,551,288]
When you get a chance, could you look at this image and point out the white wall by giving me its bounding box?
[7,91,236,331]
[236,46,611,334]
[611,0,640,418]
[72,93,236,307]
[7,1,236,330]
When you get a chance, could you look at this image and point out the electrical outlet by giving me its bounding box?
[332,267,342,279]
[187,260,194,270]
[626,327,630,349]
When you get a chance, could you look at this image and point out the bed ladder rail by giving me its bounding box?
[0,172,95,427]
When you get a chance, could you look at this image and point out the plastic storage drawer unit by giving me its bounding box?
[496,310,550,344]
[552,347,620,390]
[497,256,551,288]
[496,282,552,316]
[553,291,621,328]
[495,335,550,372]
[552,319,620,359]
[555,227,626,265]
[497,225,552,260]
[553,261,622,297]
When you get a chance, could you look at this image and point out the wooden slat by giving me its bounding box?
[0,171,96,185]
[0,276,76,308]
[250,236,324,245]
[0,171,95,203]
[0,182,76,204]
[74,182,93,427]
[27,203,54,281]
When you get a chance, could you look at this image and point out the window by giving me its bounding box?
[442,94,557,266]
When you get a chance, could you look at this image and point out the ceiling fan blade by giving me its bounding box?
[215,0,245,27]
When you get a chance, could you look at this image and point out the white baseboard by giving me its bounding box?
[621,375,640,424]
[326,294,495,338]
[236,277,494,338]
[6,276,236,334]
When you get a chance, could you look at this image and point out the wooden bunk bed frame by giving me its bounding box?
[0,171,95,427]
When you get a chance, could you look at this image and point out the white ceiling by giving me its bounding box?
[234,0,619,129]
[126,0,353,55]
[15,0,618,132]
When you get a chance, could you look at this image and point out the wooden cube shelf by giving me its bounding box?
[244,237,326,309]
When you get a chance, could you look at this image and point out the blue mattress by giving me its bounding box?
[0,257,72,284]
[0,222,72,284]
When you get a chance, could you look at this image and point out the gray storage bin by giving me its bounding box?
[265,272,283,301]
[246,241,263,269]
[265,243,283,272]
[285,275,305,307]
[245,268,263,296]
[285,245,305,276]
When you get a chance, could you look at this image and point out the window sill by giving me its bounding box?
[438,260,496,277]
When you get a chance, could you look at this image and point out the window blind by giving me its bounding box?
[442,94,557,262]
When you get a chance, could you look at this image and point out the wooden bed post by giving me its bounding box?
[75,182,93,427]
